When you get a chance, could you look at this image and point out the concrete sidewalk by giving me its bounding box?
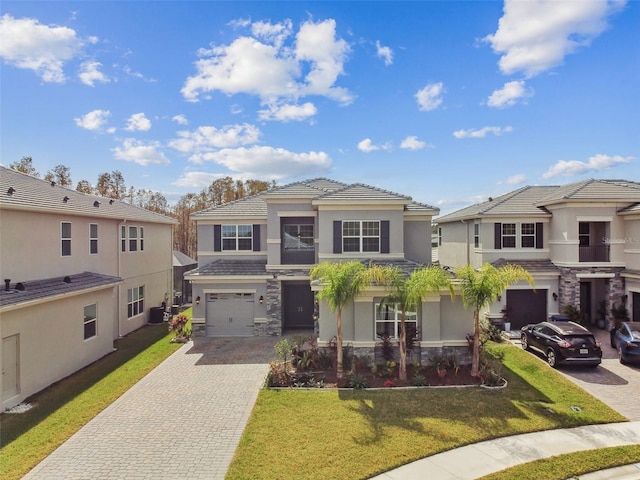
[370,422,640,480]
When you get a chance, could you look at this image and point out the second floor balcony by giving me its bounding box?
[579,244,610,262]
[281,247,315,265]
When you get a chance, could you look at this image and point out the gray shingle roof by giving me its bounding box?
[185,259,268,277]
[491,258,560,274]
[0,272,122,309]
[173,251,197,268]
[536,179,640,205]
[0,166,176,224]
[436,186,558,223]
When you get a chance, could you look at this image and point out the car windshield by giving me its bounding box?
[565,335,596,347]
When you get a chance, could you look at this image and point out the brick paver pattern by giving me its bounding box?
[23,338,275,480]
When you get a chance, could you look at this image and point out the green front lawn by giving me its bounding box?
[227,342,627,480]
[0,311,189,480]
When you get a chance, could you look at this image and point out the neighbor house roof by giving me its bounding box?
[191,177,439,219]
[0,271,122,310]
[436,186,556,223]
[0,166,176,224]
[173,251,197,268]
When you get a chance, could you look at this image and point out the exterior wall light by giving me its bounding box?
[259,295,264,305]
[195,296,201,305]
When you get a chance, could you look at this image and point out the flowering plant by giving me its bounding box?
[169,313,191,342]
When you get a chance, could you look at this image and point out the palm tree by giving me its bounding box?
[310,261,368,379]
[371,264,454,381]
[456,263,534,377]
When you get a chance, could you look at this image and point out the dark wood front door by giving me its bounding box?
[283,283,314,330]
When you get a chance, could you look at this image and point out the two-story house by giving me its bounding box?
[0,166,176,410]
[186,178,472,359]
[436,179,640,331]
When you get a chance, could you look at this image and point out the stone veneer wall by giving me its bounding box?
[558,265,625,328]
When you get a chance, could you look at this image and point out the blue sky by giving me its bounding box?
[1,1,638,214]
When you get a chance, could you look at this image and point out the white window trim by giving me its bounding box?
[222,224,253,251]
[83,303,97,340]
[343,220,381,254]
[90,223,98,255]
[374,302,418,340]
[61,221,72,257]
[127,285,145,319]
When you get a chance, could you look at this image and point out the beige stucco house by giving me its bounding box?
[436,179,640,331]
[186,178,472,361]
[0,166,176,410]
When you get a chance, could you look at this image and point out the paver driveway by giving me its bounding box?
[22,337,278,480]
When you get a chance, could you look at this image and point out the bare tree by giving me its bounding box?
[44,164,73,187]
[9,156,40,177]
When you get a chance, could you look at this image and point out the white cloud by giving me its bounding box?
[415,82,444,111]
[499,173,527,185]
[487,80,533,108]
[78,61,109,87]
[376,40,393,66]
[484,0,625,78]
[113,138,170,166]
[453,126,513,139]
[181,18,352,111]
[400,136,428,151]
[172,114,188,125]
[173,171,227,188]
[357,138,392,153]
[0,14,85,82]
[193,145,332,180]
[258,102,317,122]
[74,109,113,132]
[169,124,261,157]
[542,154,633,179]
[125,113,152,132]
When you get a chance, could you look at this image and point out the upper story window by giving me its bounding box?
[121,226,126,252]
[502,223,516,248]
[222,224,253,251]
[579,222,590,246]
[61,222,72,256]
[129,226,138,251]
[84,303,97,340]
[495,222,543,250]
[473,223,480,248]
[121,225,144,252]
[90,224,98,254]
[343,220,380,253]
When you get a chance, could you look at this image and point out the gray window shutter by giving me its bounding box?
[214,224,221,252]
[494,223,502,249]
[253,224,260,251]
[333,221,342,253]
[535,222,543,249]
[380,220,390,253]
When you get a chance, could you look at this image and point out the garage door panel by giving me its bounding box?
[506,289,547,330]
[206,293,255,336]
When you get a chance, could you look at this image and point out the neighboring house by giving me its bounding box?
[186,178,471,359]
[436,179,640,330]
[173,251,197,304]
[0,166,176,410]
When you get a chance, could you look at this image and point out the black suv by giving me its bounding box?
[521,321,602,368]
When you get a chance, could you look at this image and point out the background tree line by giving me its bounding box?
[8,156,274,259]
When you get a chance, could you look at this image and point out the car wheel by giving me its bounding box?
[618,346,626,365]
[546,349,558,368]
[521,334,529,350]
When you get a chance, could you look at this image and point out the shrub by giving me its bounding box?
[412,374,427,387]
[376,333,395,362]
[348,373,369,390]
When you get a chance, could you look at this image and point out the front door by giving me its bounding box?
[580,282,592,324]
[634,292,640,322]
[2,335,19,401]
[283,283,314,330]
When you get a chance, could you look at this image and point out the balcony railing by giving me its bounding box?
[281,248,315,265]
[579,245,610,262]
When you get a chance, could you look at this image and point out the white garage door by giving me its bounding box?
[206,293,255,336]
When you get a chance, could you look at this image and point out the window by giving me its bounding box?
[438,227,442,247]
[579,222,590,246]
[127,286,144,318]
[129,226,138,252]
[343,221,380,253]
[90,224,98,254]
[521,223,535,248]
[84,303,97,339]
[502,223,516,248]
[222,224,253,251]
[283,224,314,250]
[375,303,417,340]
[61,222,71,256]
[140,227,144,251]
[121,226,127,252]
[474,223,480,248]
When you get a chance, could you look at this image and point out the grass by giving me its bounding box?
[0,310,189,480]
[226,341,627,480]
[480,445,640,480]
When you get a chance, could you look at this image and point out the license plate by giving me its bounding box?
[580,348,588,354]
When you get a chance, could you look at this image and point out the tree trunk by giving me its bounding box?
[471,309,480,377]
[336,309,344,379]
[399,314,407,381]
